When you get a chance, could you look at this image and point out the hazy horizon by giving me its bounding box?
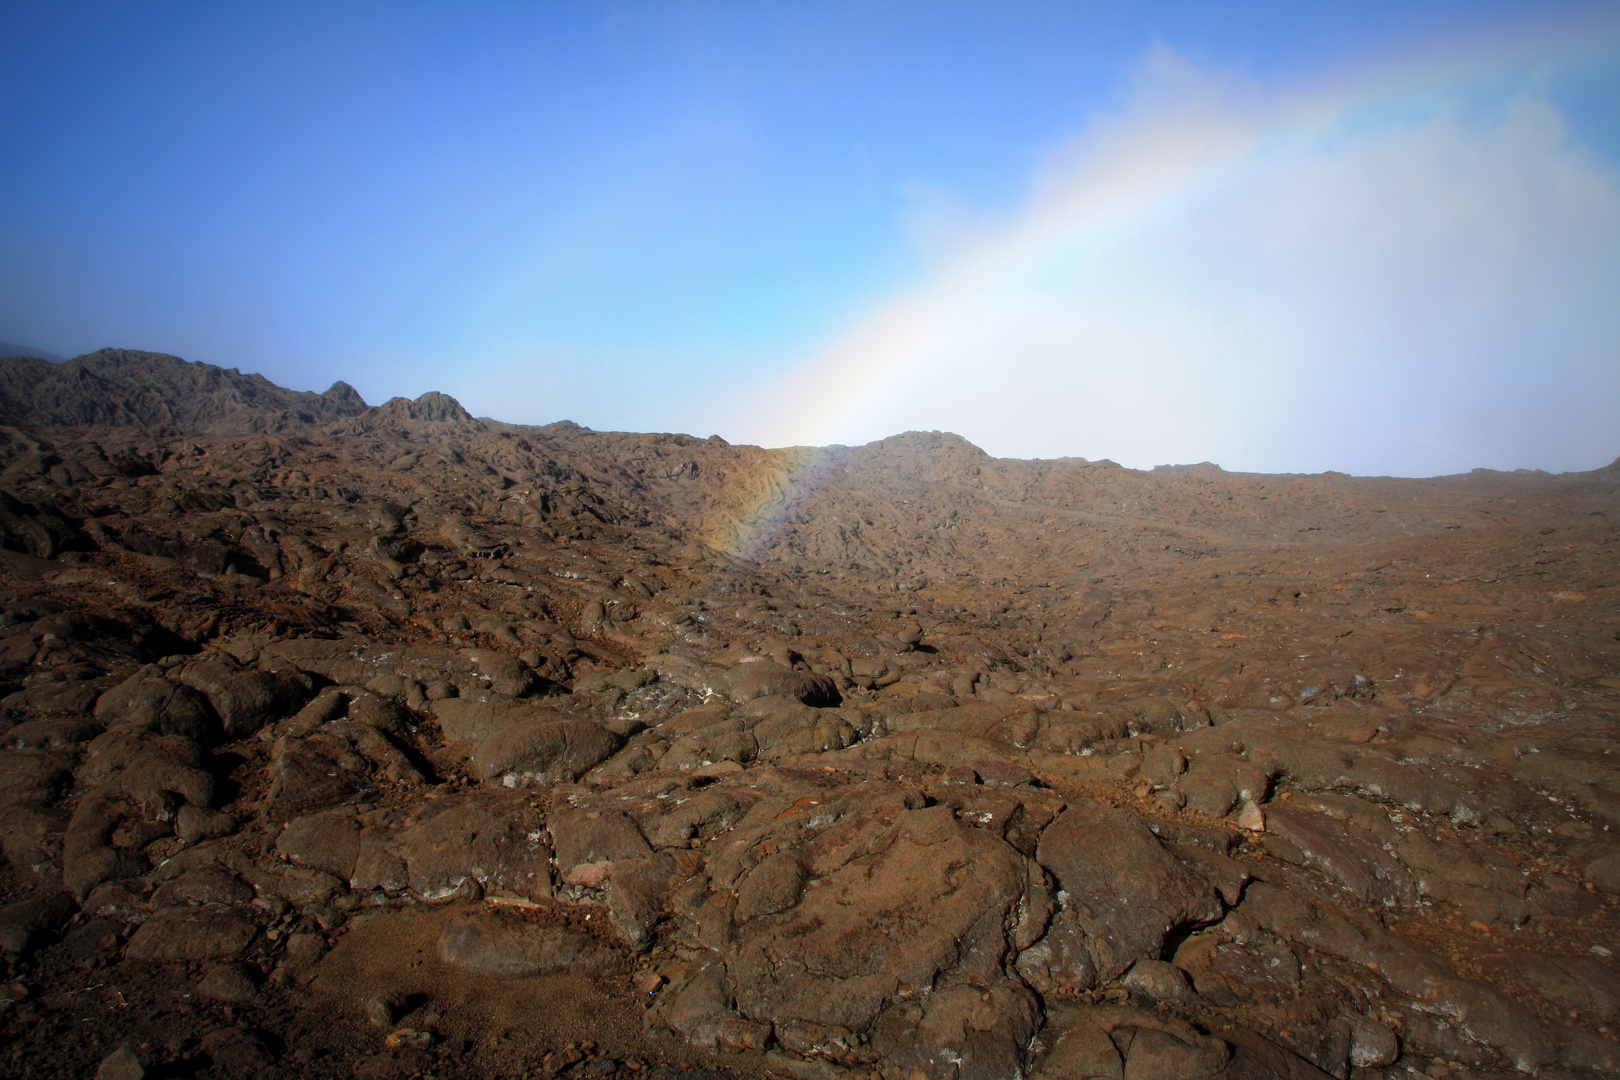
[7,340,1617,481]
[4,2,1618,477]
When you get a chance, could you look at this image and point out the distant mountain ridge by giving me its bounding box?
[0,348,369,434]
[1,348,1615,489]
[0,341,66,363]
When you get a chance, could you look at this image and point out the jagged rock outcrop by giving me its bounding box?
[0,349,367,432]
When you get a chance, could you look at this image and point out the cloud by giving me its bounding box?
[732,46,1620,476]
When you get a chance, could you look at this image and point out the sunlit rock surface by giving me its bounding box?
[1,350,1618,1079]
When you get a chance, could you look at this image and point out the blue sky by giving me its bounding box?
[3,2,1618,474]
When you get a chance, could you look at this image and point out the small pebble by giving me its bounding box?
[364,993,401,1028]
[386,1028,435,1050]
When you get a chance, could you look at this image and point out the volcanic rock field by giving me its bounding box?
[1,348,1618,1080]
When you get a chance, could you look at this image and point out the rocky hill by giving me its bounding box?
[0,351,1617,1080]
[0,349,368,433]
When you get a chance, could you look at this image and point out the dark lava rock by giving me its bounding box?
[0,352,1617,1080]
[438,910,610,978]
[124,906,257,962]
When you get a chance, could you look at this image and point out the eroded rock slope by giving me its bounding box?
[1,350,1618,1080]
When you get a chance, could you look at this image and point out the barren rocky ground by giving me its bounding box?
[1,349,1618,1080]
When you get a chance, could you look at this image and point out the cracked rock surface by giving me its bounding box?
[1,349,1618,1080]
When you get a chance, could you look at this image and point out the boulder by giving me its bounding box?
[459,648,539,698]
[432,697,542,743]
[1044,1007,1229,1080]
[1,678,105,718]
[5,717,104,748]
[471,717,621,786]
[345,690,411,735]
[262,731,379,819]
[0,748,74,883]
[727,803,1026,1038]
[242,861,346,905]
[1120,958,1197,1002]
[1033,1008,1122,1080]
[175,805,237,845]
[392,794,552,902]
[125,905,257,962]
[78,729,215,812]
[175,659,314,738]
[95,1045,148,1080]
[438,909,609,977]
[263,723,420,820]
[0,890,76,956]
[197,963,260,1003]
[1036,806,1223,980]
[605,851,679,950]
[729,663,840,707]
[275,812,365,879]
[1171,930,1302,1005]
[549,807,652,876]
[94,673,216,741]
[150,867,254,908]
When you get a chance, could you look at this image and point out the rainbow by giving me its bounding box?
[698,443,837,565]
[709,9,1620,563]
